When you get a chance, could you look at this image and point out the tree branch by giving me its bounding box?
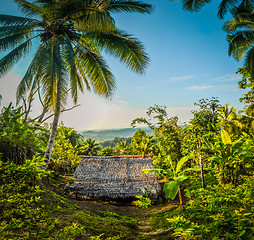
[40,104,81,123]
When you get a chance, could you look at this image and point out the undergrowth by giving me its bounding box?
[152,177,254,239]
[0,159,142,240]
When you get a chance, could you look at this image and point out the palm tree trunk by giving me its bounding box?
[43,79,61,169]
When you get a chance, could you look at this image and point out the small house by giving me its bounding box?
[70,155,161,200]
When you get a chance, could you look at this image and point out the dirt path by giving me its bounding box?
[72,199,178,239]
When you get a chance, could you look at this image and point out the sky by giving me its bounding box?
[0,0,247,130]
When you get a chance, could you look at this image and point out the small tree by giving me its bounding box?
[50,135,80,174]
[78,138,101,156]
[142,155,191,205]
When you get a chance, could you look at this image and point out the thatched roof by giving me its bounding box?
[70,156,161,200]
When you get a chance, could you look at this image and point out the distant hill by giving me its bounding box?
[79,127,152,142]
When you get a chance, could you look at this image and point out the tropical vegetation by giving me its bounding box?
[0,0,152,169]
[1,0,254,239]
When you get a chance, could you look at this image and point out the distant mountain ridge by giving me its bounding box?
[79,127,152,142]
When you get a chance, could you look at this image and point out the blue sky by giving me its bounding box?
[0,0,247,130]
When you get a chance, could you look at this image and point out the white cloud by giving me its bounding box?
[168,75,197,82]
[167,74,208,82]
[212,74,241,82]
[187,85,215,90]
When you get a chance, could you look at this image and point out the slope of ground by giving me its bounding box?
[47,175,179,240]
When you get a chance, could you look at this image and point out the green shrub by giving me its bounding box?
[0,158,79,239]
[133,195,152,209]
[153,178,254,239]
[49,135,81,174]
[0,104,48,165]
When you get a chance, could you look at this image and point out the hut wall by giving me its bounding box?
[70,156,161,200]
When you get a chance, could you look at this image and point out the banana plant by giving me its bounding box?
[208,130,252,185]
[142,155,194,204]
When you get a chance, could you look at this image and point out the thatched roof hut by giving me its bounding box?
[70,155,161,200]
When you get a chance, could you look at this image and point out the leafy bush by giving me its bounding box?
[49,135,81,174]
[0,103,48,164]
[0,158,82,239]
[132,195,152,209]
[153,178,254,239]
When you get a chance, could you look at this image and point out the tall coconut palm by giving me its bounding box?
[224,7,254,75]
[0,0,152,168]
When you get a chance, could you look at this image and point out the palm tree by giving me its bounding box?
[115,140,129,155]
[79,138,101,156]
[139,135,156,157]
[240,106,254,135]
[0,0,152,168]
[224,7,254,75]
[217,104,242,134]
[181,0,253,19]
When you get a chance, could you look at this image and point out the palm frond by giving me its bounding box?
[16,44,47,103]
[53,0,116,32]
[230,3,253,17]
[0,28,40,51]
[0,14,35,26]
[244,47,254,75]
[0,39,31,77]
[49,38,69,110]
[75,44,116,98]
[224,15,254,33]
[108,0,153,14]
[84,30,149,74]
[74,55,92,92]
[218,0,239,19]
[0,22,39,38]
[227,30,254,60]
[181,0,212,12]
[0,33,27,51]
[72,11,115,32]
[62,38,84,104]
[13,0,48,19]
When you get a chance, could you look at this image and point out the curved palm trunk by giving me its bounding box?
[43,79,61,169]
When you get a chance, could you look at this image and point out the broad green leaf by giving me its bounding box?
[141,168,170,175]
[141,168,162,173]
[163,181,179,200]
[176,156,189,173]
[174,175,188,183]
[239,230,246,237]
[221,129,232,145]
[183,167,200,172]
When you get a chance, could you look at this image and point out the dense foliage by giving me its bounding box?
[2,0,254,238]
[1,95,254,239]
